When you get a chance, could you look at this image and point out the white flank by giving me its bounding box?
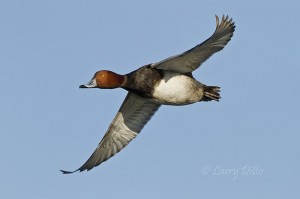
[152,72,203,105]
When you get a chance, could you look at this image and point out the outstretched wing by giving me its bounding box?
[61,92,160,173]
[151,15,235,73]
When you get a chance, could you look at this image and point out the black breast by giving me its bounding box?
[122,64,163,98]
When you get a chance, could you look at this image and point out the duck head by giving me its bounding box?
[80,70,125,89]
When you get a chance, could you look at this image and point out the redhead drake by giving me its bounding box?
[61,15,235,174]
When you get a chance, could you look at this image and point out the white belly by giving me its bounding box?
[152,72,203,105]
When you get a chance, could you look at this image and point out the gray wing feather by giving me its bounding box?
[151,15,235,73]
[61,92,160,173]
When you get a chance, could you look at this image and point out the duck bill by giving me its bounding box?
[79,78,97,88]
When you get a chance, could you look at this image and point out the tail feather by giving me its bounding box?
[202,86,221,101]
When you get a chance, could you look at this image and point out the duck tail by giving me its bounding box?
[202,85,221,101]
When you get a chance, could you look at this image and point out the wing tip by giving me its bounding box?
[213,14,236,45]
[215,14,235,31]
[60,169,80,174]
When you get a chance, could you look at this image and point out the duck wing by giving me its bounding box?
[61,92,160,173]
[151,15,235,73]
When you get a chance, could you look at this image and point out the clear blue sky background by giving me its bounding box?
[1,0,299,198]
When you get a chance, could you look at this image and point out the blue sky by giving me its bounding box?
[1,0,300,198]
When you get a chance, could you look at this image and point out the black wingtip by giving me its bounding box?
[60,169,78,174]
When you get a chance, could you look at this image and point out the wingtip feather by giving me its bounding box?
[60,169,79,174]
